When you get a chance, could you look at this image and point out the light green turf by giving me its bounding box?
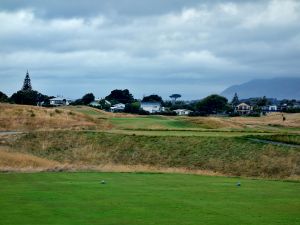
[111,116,203,130]
[108,129,278,137]
[0,172,299,225]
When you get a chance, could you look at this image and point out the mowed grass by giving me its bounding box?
[0,172,299,225]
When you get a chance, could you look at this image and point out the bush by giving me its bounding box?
[138,110,150,115]
[0,91,9,102]
[10,90,41,105]
[285,108,300,113]
[188,111,208,117]
[153,111,177,116]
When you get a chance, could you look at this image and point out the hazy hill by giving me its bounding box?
[221,77,300,100]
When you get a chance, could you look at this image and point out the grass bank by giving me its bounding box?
[6,131,300,178]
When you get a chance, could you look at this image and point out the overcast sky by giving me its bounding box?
[0,0,299,100]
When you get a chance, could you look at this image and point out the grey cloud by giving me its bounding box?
[0,0,299,99]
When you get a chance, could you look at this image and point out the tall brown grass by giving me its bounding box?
[0,103,110,131]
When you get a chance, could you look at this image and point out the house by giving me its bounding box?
[173,109,192,116]
[140,102,162,113]
[89,101,101,107]
[49,97,70,106]
[293,103,300,109]
[235,103,252,115]
[262,105,277,112]
[110,103,125,112]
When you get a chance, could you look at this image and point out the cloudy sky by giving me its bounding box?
[0,0,300,100]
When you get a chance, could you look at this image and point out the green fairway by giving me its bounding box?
[108,129,277,137]
[110,116,198,130]
[0,173,299,225]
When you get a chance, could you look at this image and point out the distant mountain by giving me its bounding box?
[221,77,300,100]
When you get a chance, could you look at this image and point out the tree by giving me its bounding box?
[124,102,141,114]
[10,90,42,105]
[97,99,111,111]
[82,93,95,105]
[196,94,228,114]
[0,91,8,102]
[142,94,163,103]
[256,96,268,107]
[105,89,134,104]
[22,70,32,91]
[169,94,181,102]
[231,93,239,106]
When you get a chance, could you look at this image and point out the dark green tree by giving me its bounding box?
[142,94,163,103]
[124,102,141,114]
[196,94,228,114]
[256,96,268,107]
[105,89,134,104]
[231,93,239,106]
[169,94,181,102]
[10,90,42,105]
[102,100,112,110]
[82,93,95,105]
[22,70,32,91]
[0,91,8,102]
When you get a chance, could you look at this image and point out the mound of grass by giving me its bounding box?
[9,131,300,178]
[0,172,299,225]
[0,104,109,131]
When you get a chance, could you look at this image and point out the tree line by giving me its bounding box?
[1,88,299,115]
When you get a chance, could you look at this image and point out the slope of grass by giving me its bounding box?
[0,146,59,171]
[0,172,299,225]
[7,131,300,178]
[250,134,300,145]
[0,104,109,131]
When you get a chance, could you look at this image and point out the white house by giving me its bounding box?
[140,102,162,113]
[268,105,277,111]
[235,103,252,115]
[261,105,278,112]
[173,109,192,116]
[110,103,125,112]
[89,101,101,107]
[49,97,70,106]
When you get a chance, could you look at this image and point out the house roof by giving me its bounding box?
[112,103,125,107]
[50,97,65,101]
[236,102,250,107]
[141,102,161,106]
[173,109,192,112]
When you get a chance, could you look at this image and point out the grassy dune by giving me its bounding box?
[0,104,110,131]
[0,172,299,225]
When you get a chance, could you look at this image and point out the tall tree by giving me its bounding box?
[196,94,228,114]
[142,94,163,102]
[231,93,239,106]
[105,89,134,104]
[169,94,181,102]
[257,96,268,107]
[0,91,8,102]
[22,70,32,91]
[82,93,95,105]
[10,90,42,105]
